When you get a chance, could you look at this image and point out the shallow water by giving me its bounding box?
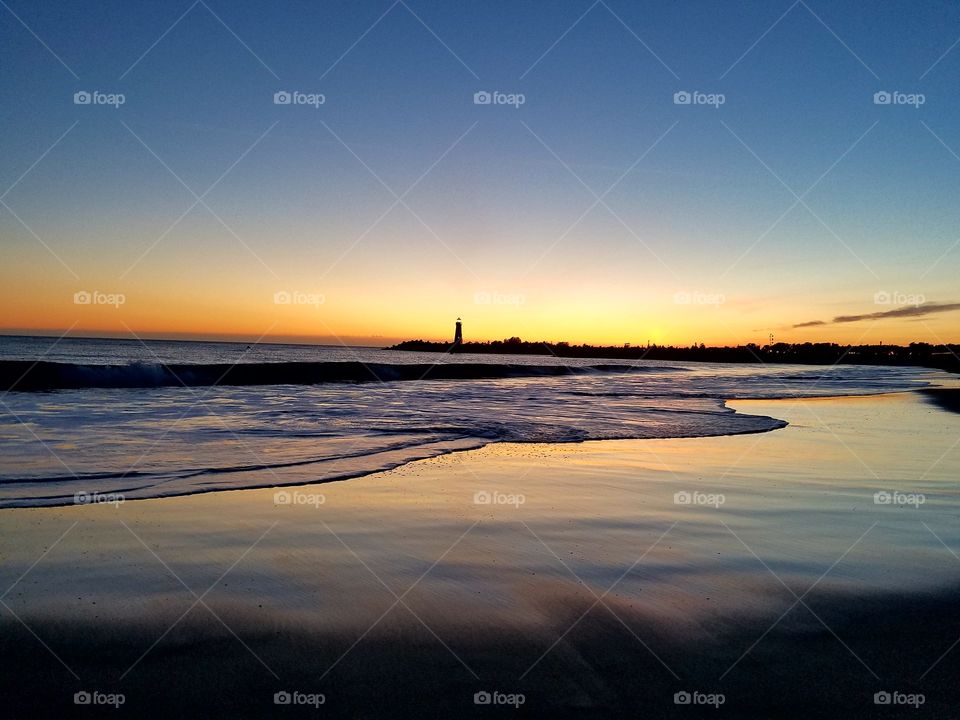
[0,336,942,507]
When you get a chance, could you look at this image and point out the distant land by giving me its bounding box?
[390,338,960,372]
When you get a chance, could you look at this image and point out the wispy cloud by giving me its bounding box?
[793,302,960,329]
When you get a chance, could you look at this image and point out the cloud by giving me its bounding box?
[792,320,826,328]
[793,302,960,329]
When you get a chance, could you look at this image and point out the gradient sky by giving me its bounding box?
[2,0,959,346]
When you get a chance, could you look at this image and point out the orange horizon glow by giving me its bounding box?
[2,261,957,348]
[3,313,956,349]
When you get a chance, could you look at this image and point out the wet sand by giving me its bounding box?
[1,391,959,718]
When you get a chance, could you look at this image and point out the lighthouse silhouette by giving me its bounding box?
[453,317,463,345]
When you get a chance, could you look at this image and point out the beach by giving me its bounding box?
[4,0,959,715]
[2,389,958,718]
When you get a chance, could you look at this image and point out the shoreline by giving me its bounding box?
[7,387,956,510]
[389,339,960,373]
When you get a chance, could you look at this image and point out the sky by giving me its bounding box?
[1,0,959,347]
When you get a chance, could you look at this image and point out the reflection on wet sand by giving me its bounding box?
[1,391,958,717]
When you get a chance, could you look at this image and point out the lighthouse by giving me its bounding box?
[453,317,463,345]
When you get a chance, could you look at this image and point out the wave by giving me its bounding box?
[0,354,937,508]
[0,360,678,391]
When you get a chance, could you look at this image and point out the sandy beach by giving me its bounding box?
[2,389,958,718]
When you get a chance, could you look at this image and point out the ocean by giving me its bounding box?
[0,335,937,508]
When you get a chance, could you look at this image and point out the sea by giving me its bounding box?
[0,335,941,508]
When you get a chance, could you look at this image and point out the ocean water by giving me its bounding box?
[0,335,938,508]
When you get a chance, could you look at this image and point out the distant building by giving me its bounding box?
[453,318,463,345]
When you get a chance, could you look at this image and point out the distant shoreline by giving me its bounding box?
[921,387,960,413]
[389,339,960,372]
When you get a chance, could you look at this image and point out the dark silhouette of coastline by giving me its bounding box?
[921,388,960,414]
[390,338,960,372]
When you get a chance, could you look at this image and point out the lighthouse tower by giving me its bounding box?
[453,317,463,345]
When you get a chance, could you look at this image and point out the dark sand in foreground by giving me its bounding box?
[2,391,959,718]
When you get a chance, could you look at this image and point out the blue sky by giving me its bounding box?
[2,0,959,344]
